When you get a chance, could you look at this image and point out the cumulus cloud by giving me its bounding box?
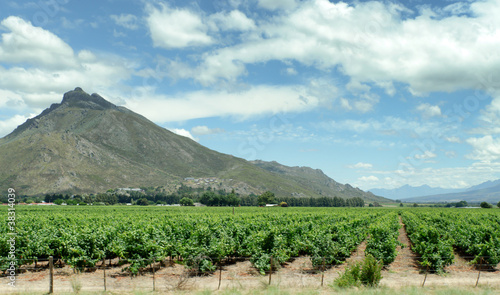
[125,81,335,122]
[0,114,35,137]
[416,103,441,118]
[0,16,77,69]
[348,162,373,169]
[169,128,196,141]
[111,14,139,30]
[466,135,500,162]
[165,0,500,95]
[0,16,133,109]
[191,126,225,136]
[413,151,437,160]
[146,3,213,49]
[209,10,256,31]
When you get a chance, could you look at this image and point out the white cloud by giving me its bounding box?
[146,3,213,49]
[416,103,441,118]
[209,10,256,31]
[169,128,196,141]
[466,135,500,162]
[358,175,379,186]
[413,151,437,160]
[191,126,225,136]
[125,83,326,122]
[348,162,373,169]
[0,16,77,69]
[0,114,34,137]
[170,0,500,95]
[445,136,461,143]
[111,14,139,30]
[257,0,297,10]
[0,16,134,115]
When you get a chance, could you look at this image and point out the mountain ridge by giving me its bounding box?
[369,184,464,200]
[0,88,385,202]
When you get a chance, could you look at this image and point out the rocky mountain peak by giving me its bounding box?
[61,87,116,110]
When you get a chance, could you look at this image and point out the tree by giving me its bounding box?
[455,200,468,208]
[413,203,418,207]
[399,203,404,207]
[497,201,500,208]
[258,191,275,206]
[180,197,194,206]
[480,202,493,209]
[136,198,149,206]
[279,201,288,207]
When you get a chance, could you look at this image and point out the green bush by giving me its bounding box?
[334,262,362,288]
[360,254,383,287]
[334,254,382,288]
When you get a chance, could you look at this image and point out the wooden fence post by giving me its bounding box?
[218,262,222,290]
[103,258,107,291]
[268,256,273,285]
[49,256,54,294]
[152,258,156,291]
[475,257,483,287]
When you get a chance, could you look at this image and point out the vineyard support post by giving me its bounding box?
[475,257,483,287]
[321,257,325,287]
[49,256,54,294]
[152,258,156,291]
[421,265,428,287]
[218,262,222,290]
[269,256,273,285]
[103,258,107,291]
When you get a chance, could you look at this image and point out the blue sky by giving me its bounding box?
[1,0,500,190]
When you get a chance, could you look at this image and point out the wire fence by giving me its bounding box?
[1,255,499,293]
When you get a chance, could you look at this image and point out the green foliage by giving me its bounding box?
[334,254,382,288]
[136,198,149,206]
[258,191,275,205]
[480,202,493,208]
[334,263,362,288]
[498,201,500,208]
[180,197,194,206]
[360,254,383,287]
[365,213,400,265]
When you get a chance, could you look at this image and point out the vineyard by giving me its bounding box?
[1,206,500,292]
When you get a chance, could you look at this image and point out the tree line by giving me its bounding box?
[41,187,366,207]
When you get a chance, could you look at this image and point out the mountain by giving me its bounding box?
[403,180,500,203]
[465,179,500,192]
[0,87,384,202]
[369,184,464,200]
[252,160,389,203]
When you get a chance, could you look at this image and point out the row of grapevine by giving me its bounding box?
[2,206,499,275]
[0,206,380,274]
[365,212,400,265]
[401,211,454,272]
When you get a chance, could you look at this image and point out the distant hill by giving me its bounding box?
[403,182,500,203]
[0,87,385,202]
[369,184,464,200]
[252,160,390,203]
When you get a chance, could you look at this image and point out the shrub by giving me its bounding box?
[334,262,362,288]
[480,202,493,209]
[360,254,383,287]
[180,197,194,206]
[333,254,382,288]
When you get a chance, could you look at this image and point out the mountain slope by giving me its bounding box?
[369,184,464,200]
[252,160,390,203]
[403,182,500,203]
[0,88,385,202]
